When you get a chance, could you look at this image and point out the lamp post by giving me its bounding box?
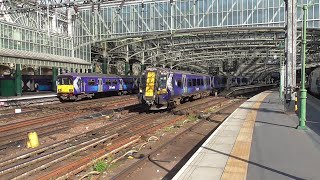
[297,5,308,130]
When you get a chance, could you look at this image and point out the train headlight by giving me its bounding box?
[157,89,167,95]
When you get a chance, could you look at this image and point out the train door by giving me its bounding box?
[182,74,187,94]
[98,78,103,92]
[80,79,85,93]
[119,79,124,91]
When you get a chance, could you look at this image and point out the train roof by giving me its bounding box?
[57,73,138,78]
[146,67,210,77]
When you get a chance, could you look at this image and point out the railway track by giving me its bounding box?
[112,98,244,180]
[0,95,135,124]
[0,95,244,180]
[0,98,138,150]
[0,112,177,179]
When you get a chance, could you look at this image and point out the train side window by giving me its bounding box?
[88,79,95,86]
[200,79,204,86]
[192,79,196,86]
[197,79,201,86]
[106,80,111,85]
[177,79,182,87]
[120,79,123,84]
[112,80,118,85]
[188,79,192,87]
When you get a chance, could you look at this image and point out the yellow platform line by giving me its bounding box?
[221,91,271,180]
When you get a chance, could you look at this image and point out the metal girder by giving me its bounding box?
[90,26,319,75]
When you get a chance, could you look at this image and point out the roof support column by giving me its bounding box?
[102,43,108,74]
[15,64,22,96]
[141,42,145,73]
[285,0,297,112]
[170,1,175,33]
[125,45,130,75]
[52,67,58,92]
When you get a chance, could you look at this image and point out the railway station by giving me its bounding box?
[0,0,319,179]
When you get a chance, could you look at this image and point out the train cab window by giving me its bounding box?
[106,80,111,85]
[188,79,192,87]
[88,79,95,86]
[112,80,118,85]
[159,75,167,89]
[57,77,72,85]
[192,79,196,86]
[177,79,182,87]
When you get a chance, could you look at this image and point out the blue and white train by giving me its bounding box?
[56,73,139,101]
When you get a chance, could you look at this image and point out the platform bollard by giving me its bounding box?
[27,131,40,148]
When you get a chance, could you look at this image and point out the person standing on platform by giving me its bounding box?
[35,82,39,92]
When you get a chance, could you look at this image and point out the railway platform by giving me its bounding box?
[0,92,57,107]
[173,90,320,180]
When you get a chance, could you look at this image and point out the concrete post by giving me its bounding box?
[285,0,297,112]
[15,64,22,96]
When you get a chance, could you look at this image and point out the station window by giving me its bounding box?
[188,79,192,87]
[88,79,95,86]
[106,80,111,85]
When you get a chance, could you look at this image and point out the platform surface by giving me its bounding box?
[173,90,320,180]
[0,92,56,102]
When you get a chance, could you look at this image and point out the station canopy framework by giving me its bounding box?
[0,0,320,78]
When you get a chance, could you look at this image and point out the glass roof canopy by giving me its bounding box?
[75,0,320,40]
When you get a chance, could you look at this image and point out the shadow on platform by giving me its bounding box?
[255,120,296,129]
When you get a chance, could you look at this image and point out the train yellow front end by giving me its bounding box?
[56,75,75,101]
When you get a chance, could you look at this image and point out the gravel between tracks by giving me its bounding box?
[0,96,245,180]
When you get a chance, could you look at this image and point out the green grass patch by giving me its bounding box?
[187,114,198,122]
[93,160,108,173]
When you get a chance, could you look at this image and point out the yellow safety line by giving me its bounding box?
[221,91,271,180]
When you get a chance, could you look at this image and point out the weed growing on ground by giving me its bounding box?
[187,114,198,122]
[93,160,107,173]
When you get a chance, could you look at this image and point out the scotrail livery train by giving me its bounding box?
[138,67,252,110]
[308,67,320,96]
[138,68,212,110]
[56,73,139,101]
